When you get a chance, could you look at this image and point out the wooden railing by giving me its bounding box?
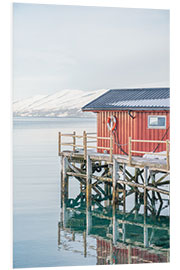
[58,132,170,169]
[58,131,113,161]
[128,137,170,170]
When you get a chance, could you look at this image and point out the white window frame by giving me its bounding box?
[148,115,166,129]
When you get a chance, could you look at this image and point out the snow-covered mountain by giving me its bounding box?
[13,89,107,117]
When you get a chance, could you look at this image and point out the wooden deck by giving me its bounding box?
[59,149,169,173]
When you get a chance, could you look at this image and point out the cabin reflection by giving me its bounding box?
[58,191,169,265]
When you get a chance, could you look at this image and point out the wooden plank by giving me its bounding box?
[131,150,166,156]
[61,133,74,137]
[117,179,169,195]
[66,172,86,178]
[97,136,111,140]
[97,146,111,150]
[131,139,166,143]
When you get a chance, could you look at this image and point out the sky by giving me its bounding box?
[13,3,170,101]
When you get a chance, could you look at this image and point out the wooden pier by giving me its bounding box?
[58,131,170,213]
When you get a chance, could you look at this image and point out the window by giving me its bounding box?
[148,115,166,129]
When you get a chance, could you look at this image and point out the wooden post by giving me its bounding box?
[73,131,76,152]
[166,140,170,171]
[128,137,132,165]
[86,205,92,235]
[110,134,113,162]
[144,218,149,248]
[122,223,126,242]
[112,203,118,245]
[72,232,75,241]
[123,163,126,212]
[144,166,148,216]
[86,155,92,207]
[58,132,61,155]
[83,131,87,160]
[61,156,69,207]
[134,168,138,218]
[113,158,118,204]
[151,171,156,216]
[83,231,87,257]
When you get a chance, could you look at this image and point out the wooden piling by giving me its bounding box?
[61,156,69,206]
[144,166,148,216]
[113,158,118,204]
[123,163,126,212]
[134,168,138,218]
[151,171,156,215]
[83,131,87,160]
[83,231,87,257]
[86,155,92,207]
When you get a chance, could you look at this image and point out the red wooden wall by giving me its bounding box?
[96,110,170,156]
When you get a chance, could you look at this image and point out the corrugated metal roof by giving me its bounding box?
[82,88,170,111]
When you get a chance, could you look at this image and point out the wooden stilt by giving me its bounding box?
[86,155,92,207]
[61,156,69,207]
[123,163,126,212]
[113,158,118,204]
[151,171,156,216]
[144,218,149,248]
[134,168,139,218]
[144,166,148,216]
[83,231,87,257]
[112,203,118,245]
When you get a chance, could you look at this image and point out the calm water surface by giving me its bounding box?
[13,117,169,268]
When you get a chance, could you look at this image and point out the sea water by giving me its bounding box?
[13,117,169,268]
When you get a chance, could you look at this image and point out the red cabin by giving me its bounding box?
[82,88,170,156]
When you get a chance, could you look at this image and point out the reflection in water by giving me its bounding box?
[58,191,169,265]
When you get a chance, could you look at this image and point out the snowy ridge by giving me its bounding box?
[13,89,107,117]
